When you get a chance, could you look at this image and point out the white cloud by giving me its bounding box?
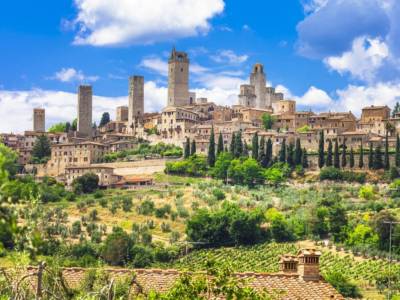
[211,50,249,64]
[53,68,99,83]
[302,0,328,13]
[324,36,389,82]
[72,0,225,46]
[139,58,168,76]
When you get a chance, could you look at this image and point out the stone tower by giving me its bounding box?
[128,76,144,131]
[168,47,190,107]
[116,106,129,122]
[77,85,93,137]
[238,84,256,108]
[33,108,45,132]
[250,63,267,109]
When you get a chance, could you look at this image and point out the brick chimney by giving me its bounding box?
[279,254,298,274]
[297,248,322,281]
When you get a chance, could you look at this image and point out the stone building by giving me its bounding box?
[168,48,190,107]
[128,76,144,132]
[65,165,122,187]
[116,106,129,122]
[33,108,45,132]
[77,85,93,137]
[238,85,256,108]
[160,106,199,141]
[361,105,390,123]
[250,63,267,108]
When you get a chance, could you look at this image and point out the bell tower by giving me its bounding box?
[168,47,190,107]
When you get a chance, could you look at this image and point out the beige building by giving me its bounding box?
[128,76,144,132]
[33,108,45,132]
[65,165,122,187]
[160,106,199,140]
[77,85,93,137]
[168,48,190,107]
[116,106,129,122]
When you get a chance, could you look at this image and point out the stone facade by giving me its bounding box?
[128,76,144,132]
[77,85,93,137]
[116,106,129,122]
[33,108,45,132]
[250,63,267,108]
[168,48,190,107]
[65,165,121,187]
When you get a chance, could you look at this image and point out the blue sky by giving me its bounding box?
[1,0,400,132]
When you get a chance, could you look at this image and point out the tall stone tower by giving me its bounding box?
[116,106,129,122]
[77,85,93,137]
[250,63,267,109]
[168,48,190,107]
[128,76,144,131]
[33,108,45,132]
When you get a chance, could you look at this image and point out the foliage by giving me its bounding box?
[296,125,311,133]
[72,173,99,194]
[261,113,275,130]
[318,131,325,168]
[99,112,111,127]
[228,158,265,187]
[320,167,366,183]
[324,271,362,298]
[31,135,51,163]
[208,127,216,167]
[101,229,132,266]
[358,185,375,200]
[48,122,67,133]
[165,155,208,177]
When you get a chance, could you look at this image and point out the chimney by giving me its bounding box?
[297,248,322,281]
[279,254,298,274]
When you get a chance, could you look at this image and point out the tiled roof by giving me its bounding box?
[19,267,344,299]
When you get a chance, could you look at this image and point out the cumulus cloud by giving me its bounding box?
[301,0,328,13]
[296,0,391,58]
[324,36,389,82]
[139,58,168,76]
[71,0,225,46]
[52,68,99,83]
[211,50,249,64]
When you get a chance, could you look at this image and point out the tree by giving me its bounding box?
[384,130,390,170]
[65,122,71,133]
[208,127,216,167]
[72,173,99,194]
[326,140,333,167]
[191,139,196,156]
[334,139,340,168]
[252,132,259,160]
[217,132,224,155]
[302,148,309,168]
[341,141,347,168]
[234,131,243,158]
[294,138,302,166]
[279,139,286,163]
[211,152,233,183]
[287,143,295,168]
[0,143,18,179]
[392,101,400,117]
[71,118,77,131]
[368,143,374,169]
[101,230,132,266]
[261,113,275,130]
[396,134,400,167]
[318,131,325,168]
[32,135,51,163]
[359,144,364,169]
[349,147,355,169]
[373,145,384,170]
[48,122,66,133]
[99,112,111,127]
[243,141,249,157]
[372,210,399,250]
[229,132,236,155]
[265,138,273,168]
[184,137,190,159]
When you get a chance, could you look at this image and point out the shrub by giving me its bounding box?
[155,204,172,218]
[358,185,375,200]
[101,230,132,266]
[138,199,155,215]
[89,209,98,221]
[320,167,365,183]
[122,197,133,212]
[72,173,99,194]
[212,188,226,200]
[165,155,208,177]
[130,245,154,268]
[324,271,362,298]
[71,221,82,237]
[161,222,171,233]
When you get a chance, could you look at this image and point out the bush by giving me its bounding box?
[165,155,208,177]
[358,185,375,200]
[122,197,133,212]
[130,245,154,268]
[320,167,366,183]
[155,204,172,218]
[212,188,226,200]
[101,230,132,266]
[138,199,155,215]
[324,271,362,298]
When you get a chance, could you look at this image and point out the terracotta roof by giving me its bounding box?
[19,267,344,300]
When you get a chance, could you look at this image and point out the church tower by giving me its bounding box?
[168,47,190,107]
[250,63,267,109]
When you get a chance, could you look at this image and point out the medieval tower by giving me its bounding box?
[250,63,267,109]
[128,76,144,131]
[77,85,93,137]
[168,48,190,107]
[33,108,45,132]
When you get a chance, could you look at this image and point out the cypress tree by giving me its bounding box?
[349,147,355,169]
[252,132,259,160]
[359,144,364,169]
[217,132,224,155]
[368,143,374,169]
[279,139,286,163]
[302,148,309,168]
[258,136,266,162]
[230,132,236,155]
[287,143,295,167]
[341,141,347,168]
[396,134,400,167]
[318,131,325,168]
[326,140,333,167]
[184,137,190,159]
[265,138,273,168]
[234,131,243,158]
[374,145,384,170]
[207,126,216,167]
[243,141,249,157]
[384,131,390,170]
[191,139,196,156]
[333,139,340,168]
[294,138,302,165]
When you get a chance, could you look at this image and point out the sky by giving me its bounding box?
[1,0,400,133]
